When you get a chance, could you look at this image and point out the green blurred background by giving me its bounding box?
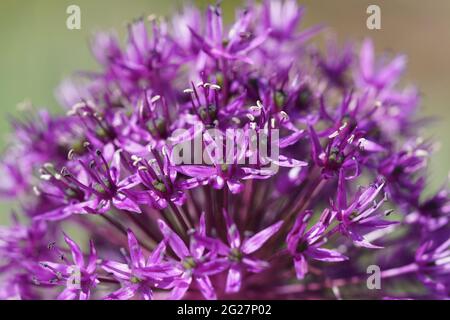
[0,0,448,223]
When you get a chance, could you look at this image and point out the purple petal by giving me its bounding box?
[227,180,243,194]
[346,227,383,249]
[293,254,308,280]
[279,130,305,148]
[190,212,206,258]
[286,211,310,253]
[222,209,241,248]
[337,169,347,210]
[377,55,406,85]
[127,229,145,268]
[225,266,242,293]
[170,277,192,300]
[360,38,374,80]
[307,124,323,164]
[242,257,269,273]
[194,235,230,256]
[63,233,84,268]
[196,258,230,276]
[104,285,137,300]
[176,165,216,179]
[148,241,166,265]
[113,196,141,213]
[86,240,97,274]
[307,247,348,262]
[57,288,78,300]
[242,221,283,254]
[158,220,190,259]
[272,155,308,168]
[195,276,217,300]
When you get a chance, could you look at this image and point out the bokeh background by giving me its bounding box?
[0,0,448,223]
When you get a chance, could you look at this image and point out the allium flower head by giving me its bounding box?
[0,1,448,300]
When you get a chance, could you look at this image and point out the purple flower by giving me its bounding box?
[158,214,226,300]
[415,226,450,298]
[35,146,141,221]
[379,140,428,207]
[287,209,347,279]
[102,229,175,300]
[38,234,98,300]
[196,209,283,293]
[189,5,269,64]
[409,186,450,231]
[335,176,397,249]
[132,147,189,209]
[359,38,407,91]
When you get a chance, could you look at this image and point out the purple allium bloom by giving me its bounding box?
[0,1,448,300]
[37,234,98,300]
[415,226,450,298]
[287,209,347,280]
[334,177,397,249]
[102,229,175,300]
[195,209,283,293]
[158,215,225,300]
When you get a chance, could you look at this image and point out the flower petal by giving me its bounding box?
[63,233,85,268]
[158,220,190,259]
[225,266,242,293]
[127,229,145,268]
[242,221,283,254]
[294,254,308,280]
[307,247,348,262]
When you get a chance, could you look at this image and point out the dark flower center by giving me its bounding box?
[198,104,217,123]
[228,248,243,262]
[130,276,141,284]
[147,118,168,139]
[275,90,286,109]
[295,87,312,110]
[297,241,309,252]
[152,179,167,193]
[328,147,344,168]
[182,257,197,270]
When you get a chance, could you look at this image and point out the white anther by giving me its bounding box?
[256,100,264,109]
[271,118,276,129]
[33,186,41,196]
[339,122,348,131]
[246,114,255,121]
[209,84,221,90]
[279,111,289,120]
[249,106,261,112]
[40,174,52,181]
[347,134,355,144]
[415,149,429,157]
[151,95,161,103]
[131,155,142,166]
[328,131,339,139]
[67,149,75,160]
[43,163,54,170]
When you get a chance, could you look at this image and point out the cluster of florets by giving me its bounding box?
[0,1,448,300]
